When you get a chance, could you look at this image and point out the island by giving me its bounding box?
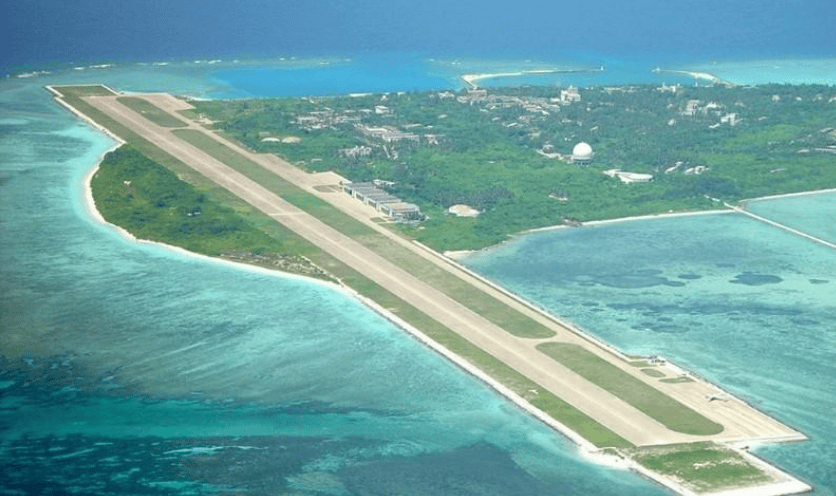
[48,82,825,496]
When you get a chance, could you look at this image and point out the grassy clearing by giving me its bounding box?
[176,109,201,120]
[529,393,633,448]
[661,376,696,384]
[537,343,724,435]
[628,443,771,492]
[641,368,666,378]
[57,85,630,449]
[52,85,116,97]
[172,128,556,339]
[116,97,188,128]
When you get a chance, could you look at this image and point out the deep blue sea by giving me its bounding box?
[2,1,836,494]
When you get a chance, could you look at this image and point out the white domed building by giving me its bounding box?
[571,142,594,166]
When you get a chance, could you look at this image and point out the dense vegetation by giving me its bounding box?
[193,83,836,250]
[90,146,329,279]
[629,443,770,492]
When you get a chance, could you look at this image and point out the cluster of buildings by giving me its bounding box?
[664,162,708,175]
[337,145,372,159]
[341,182,422,221]
[455,87,581,115]
[296,109,364,130]
[354,124,419,143]
[603,169,653,184]
[680,99,744,129]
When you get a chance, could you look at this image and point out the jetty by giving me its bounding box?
[726,202,836,251]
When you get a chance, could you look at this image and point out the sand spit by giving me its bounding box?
[653,68,734,86]
[461,66,604,89]
[725,202,836,251]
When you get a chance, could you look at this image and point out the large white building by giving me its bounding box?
[571,142,594,166]
[342,182,422,221]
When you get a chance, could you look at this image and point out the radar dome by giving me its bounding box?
[572,142,593,164]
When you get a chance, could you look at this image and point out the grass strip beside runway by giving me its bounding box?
[172,127,556,340]
[537,343,724,435]
[56,85,631,449]
[116,96,189,128]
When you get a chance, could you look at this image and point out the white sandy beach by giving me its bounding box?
[519,209,733,237]
[461,67,601,88]
[655,68,732,86]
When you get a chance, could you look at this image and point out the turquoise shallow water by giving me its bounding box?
[464,212,836,494]
[689,58,836,86]
[746,192,836,246]
[0,70,668,493]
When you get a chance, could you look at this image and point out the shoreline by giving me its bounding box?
[653,68,734,86]
[47,85,126,145]
[445,209,736,260]
[452,188,836,259]
[421,239,813,447]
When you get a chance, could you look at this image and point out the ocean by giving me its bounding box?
[3,0,835,76]
[2,1,835,494]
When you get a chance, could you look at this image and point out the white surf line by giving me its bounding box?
[725,202,836,250]
[47,86,127,146]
